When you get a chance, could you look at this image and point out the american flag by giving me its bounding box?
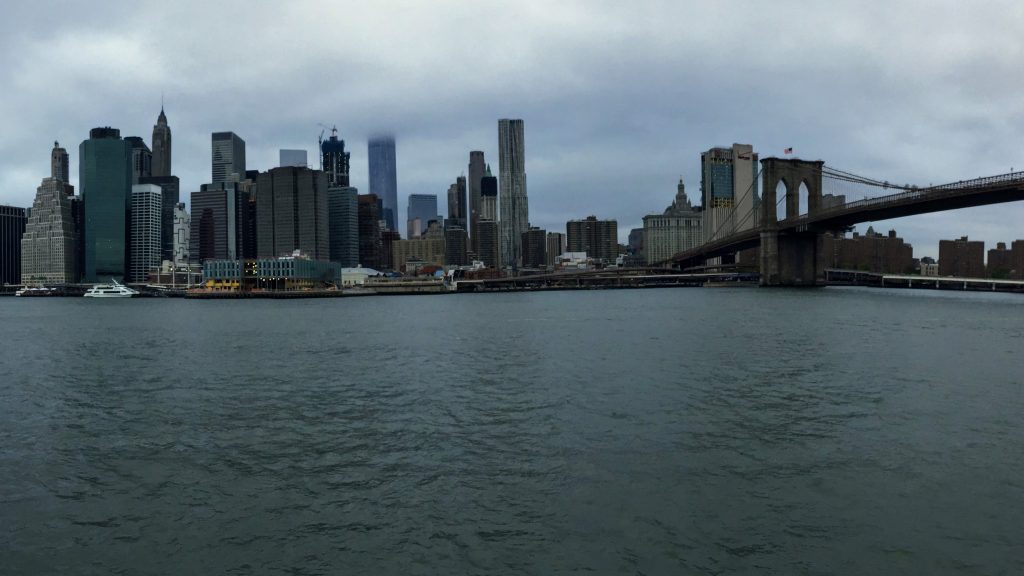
[784,147,793,154]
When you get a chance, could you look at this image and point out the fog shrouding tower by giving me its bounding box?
[211,132,246,185]
[152,107,172,177]
[368,136,397,231]
[498,119,528,268]
[468,151,485,246]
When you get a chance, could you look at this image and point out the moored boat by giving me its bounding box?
[84,279,138,298]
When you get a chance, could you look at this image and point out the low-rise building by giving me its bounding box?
[202,252,340,290]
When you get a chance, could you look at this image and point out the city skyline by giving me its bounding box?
[1,2,1023,258]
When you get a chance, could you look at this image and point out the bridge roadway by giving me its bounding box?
[670,169,1024,268]
[456,267,758,292]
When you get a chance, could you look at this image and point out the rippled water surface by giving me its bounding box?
[1,287,1022,574]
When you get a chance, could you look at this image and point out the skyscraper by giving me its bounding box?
[152,107,172,177]
[468,150,485,245]
[173,202,189,267]
[700,144,758,244]
[1,205,28,285]
[51,141,70,183]
[190,182,255,263]
[20,177,77,284]
[255,166,329,260]
[368,135,398,230]
[211,132,246,185]
[328,186,359,267]
[498,119,528,268]
[125,136,153,184]
[281,149,308,168]
[321,128,350,186]
[80,127,132,282]
[447,175,467,228]
[129,184,162,282]
[358,193,382,268]
[480,165,497,221]
[407,194,439,238]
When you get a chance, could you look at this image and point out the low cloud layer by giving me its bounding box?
[2,0,1022,257]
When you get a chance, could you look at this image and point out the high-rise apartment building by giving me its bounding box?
[255,167,329,260]
[546,232,565,266]
[321,128,350,187]
[1,206,28,285]
[172,202,189,267]
[368,135,398,230]
[152,107,172,177]
[328,186,359,267]
[211,132,246,185]
[129,184,162,282]
[445,227,468,266]
[567,216,618,263]
[939,236,984,278]
[476,219,500,268]
[643,179,703,264]
[498,119,528,268]
[468,151,485,244]
[521,227,547,268]
[20,177,78,284]
[80,127,132,282]
[701,144,758,244]
[822,227,915,274]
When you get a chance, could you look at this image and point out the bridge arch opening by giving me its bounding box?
[798,181,810,216]
[775,180,788,222]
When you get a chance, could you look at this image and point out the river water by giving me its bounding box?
[1,287,1021,575]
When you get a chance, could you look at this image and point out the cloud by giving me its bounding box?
[1,0,1023,259]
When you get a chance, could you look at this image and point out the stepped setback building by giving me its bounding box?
[20,178,78,284]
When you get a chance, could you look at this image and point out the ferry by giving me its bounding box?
[14,286,57,297]
[84,279,139,298]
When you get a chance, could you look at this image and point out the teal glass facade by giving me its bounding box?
[81,128,132,282]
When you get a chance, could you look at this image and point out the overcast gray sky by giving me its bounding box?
[2,0,1023,258]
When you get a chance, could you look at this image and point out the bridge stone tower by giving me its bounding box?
[759,158,827,286]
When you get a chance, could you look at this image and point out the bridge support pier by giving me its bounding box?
[759,230,826,286]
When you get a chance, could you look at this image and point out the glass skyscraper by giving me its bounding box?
[368,136,397,231]
[211,132,246,185]
[80,127,132,282]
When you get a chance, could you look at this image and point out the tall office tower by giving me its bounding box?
[368,135,397,230]
[407,194,439,238]
[172,202,189,267]
[446,176,467,229]
[211,132,246,185]
[380,229,400,270]
[255,166,329,260]
[468,151,485,244]
[51,141,70,183]
[498,119,528,268]
[190,183,255,263]
[445,226,468,266]
[20,177,78,284]
[321,128,350,186]
[152,107,172,177]
[700,143,758,244]
[521,227,547,268]
[125,136,153,184]
[567,216,619,263]
[476,219,500,268]
[1,205,28,285]
[545,232,565,266]
[480,165,498,221]
[328,186,359,267]
[281,149,308,168]
[129,184,162,282]
[138,174,180,262]
[357,194,382,268]
[643,179,703,265]
[80,127,132,282]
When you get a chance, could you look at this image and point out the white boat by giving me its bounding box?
[84,279,139,298]
[15,286,56,297]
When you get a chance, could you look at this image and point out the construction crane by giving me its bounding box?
[316,123,339,171]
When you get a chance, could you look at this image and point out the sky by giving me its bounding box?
[2,1,1023,258]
